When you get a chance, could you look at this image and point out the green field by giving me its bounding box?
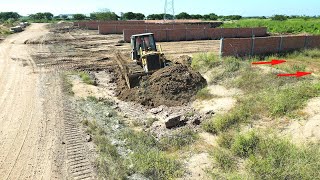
[222,18,320,35]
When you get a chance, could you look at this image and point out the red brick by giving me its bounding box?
[222,38,252,57]
[253,27,268,37]
[281,36,306,52]
[206,28,223,40]
[306,36,320,48]
[253,37,281,55]
[186,29,206,40]
[167,29,187,41]
[98,25,117,34]
[237,28,253,38]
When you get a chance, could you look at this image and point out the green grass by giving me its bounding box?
[61,73,74,95]
[248,137,320,179]
[202,101,251,134]
[84,120,127,179]
[221,18,320,35]
[120,130,183,179]
[212,148,236,171]
[212,131,320,180]
[159,128,199,151]
[201,51,319,134]
[79,71,96,85]
[191,52,221,72]
[231,131,259,158]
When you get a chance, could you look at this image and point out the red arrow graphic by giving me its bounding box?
[277,71,312,77]
[252,59,287,66]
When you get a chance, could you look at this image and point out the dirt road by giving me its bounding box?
[0,24,68,179]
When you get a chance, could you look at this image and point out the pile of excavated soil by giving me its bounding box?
[116,64,207,108]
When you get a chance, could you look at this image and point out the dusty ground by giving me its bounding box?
[0,24,96,179]
[0,22,234,180]
[0,24,68,179]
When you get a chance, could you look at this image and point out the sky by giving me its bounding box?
[0,0,319,17]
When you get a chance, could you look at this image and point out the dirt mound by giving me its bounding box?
[116,64,207,107]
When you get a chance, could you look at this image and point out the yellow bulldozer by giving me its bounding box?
[116,33,168,88]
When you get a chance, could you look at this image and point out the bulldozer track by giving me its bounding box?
[63,101,94,180]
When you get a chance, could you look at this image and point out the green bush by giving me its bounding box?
[79,71,96,85]
[191,52,220,72]
[248,136,320,179]
[202,104,251,134]
[213,148,236,171]
[221,18,320,35]
[121,130,183,179]
[217,131,235,149]
[61,73,74,95]
[159,128,199,151]
[266,83,319,116]
[231,131,259,158]
[271,15,288,21]
[224,57,241,72]
[129,149,182,179]
[85,120,127,179]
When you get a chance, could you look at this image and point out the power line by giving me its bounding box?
[164,0,175,20]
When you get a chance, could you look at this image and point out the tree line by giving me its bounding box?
[0,11,319,22]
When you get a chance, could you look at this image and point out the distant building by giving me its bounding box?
[58,14,74,19]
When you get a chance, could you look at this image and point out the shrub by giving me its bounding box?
[121,130,183,179]
[231,131,259,158]
[224,57,241,72]
[129,149,182,179]
[61,73,74,95]
[191,52,220,72]
[159,128,199,151]
[202,104,251,134]
[217,131,236,149]
[271,15,288,21]
[213,148,236,171]
[79,71,96,85]
[266,83,319,116]
[85,120,127,179]
[248,136,320,179]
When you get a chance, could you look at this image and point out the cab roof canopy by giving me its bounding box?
[131,33,154,37]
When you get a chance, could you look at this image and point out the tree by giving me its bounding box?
[29,12,53,20]
[134,13,145,20]
[73,14,86,20]
[221,15,242,20]
[0,12,21,21]
[190,14,203,19]
[147,14,164,20]
[90,12,119,20]
[43,12,53,20]
[271,15,288,21]
[203,13,218,20]
[61,15,68,19]
[123,12,135,20]
[175,12,191,19]
[122,12,145,20]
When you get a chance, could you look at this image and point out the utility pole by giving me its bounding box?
[164,0,175,21]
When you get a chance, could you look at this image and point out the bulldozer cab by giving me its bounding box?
[131,33,157,60]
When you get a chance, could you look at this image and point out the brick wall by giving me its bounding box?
[123,27,268,42]
[221,35,320,57]
[253,37,281,55]
[281,36,305,52]
[306,36,320,48]
[222,38,252,57]
[86,22,99,30]
[186,29,206,40]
